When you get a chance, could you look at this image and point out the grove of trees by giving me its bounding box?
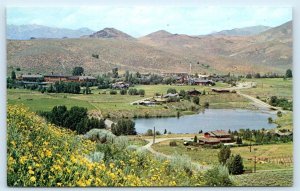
[111,119,137,136]
[38,105,105,134]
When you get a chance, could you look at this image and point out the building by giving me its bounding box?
[198,74,210,80]
[211,88,231,93]
[198,137,221,145]
[44,74,71,82]
[187,89,201,96]
[20,74,44,82]
[161,72,188,77]
[163,93,179,99]
[192,79,215,86]
[78,76,97,82]
[204,130,233,143]
[112,82,130,89]
[197,130,233,145]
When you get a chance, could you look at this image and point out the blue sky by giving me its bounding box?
[7,7,292,37]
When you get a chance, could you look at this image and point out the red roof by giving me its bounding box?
[209,130,230,137]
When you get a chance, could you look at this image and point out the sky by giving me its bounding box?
[6,6,292,37]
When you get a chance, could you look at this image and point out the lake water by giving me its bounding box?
[134,109,277,134]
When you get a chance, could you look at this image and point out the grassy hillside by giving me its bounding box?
[7,105,207,186]
[152,140,293,171]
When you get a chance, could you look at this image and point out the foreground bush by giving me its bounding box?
[7,105,206,187]
[204,165,233,186]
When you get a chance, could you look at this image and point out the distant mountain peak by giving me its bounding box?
[7,24,95,40]
[210,25,272,36]
[85,27,134,40]
[145,30,173,38]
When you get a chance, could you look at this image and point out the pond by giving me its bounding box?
[134,109,277,134]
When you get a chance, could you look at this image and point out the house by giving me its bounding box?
[192,79,215,86]
[274,130,293,137]
[204,130,233,143]
[211,88,231,93]
[78,76,97,82]
[198,74,210,80]
[112,82,129,89]
[198,137,221,145]
[67,76,80,82]
[187,89,201,96]
[197,130,233,145]
[139,100,156,106]
[162,72,188,77]
[20,74,44,82]
[163,93,179,99]
[44,74,71,82]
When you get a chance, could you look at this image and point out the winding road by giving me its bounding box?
[141,137,211,171]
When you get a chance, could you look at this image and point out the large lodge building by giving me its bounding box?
[18,74,97,84]
[198,130,233,145]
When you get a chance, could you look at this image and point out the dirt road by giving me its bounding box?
[141,137,210,171]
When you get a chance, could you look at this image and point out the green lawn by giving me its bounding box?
[152,140,293,171]
[7,89,96,111]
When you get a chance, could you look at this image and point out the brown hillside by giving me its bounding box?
[7,21,292,75]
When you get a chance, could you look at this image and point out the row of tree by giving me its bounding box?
[245,69,292,79]
[229,128,293,144]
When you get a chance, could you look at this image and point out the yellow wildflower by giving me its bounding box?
[27,142,33,147]
[44,149,52,157]
[30,176,36,182]
[19,156,27,165]
[29,169,35,175]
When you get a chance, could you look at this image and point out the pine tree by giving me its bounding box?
[11,70,16,80]
[227,154,244,175]
[194,135,198,143]
[218,145,231,165]
[164,129,167,134]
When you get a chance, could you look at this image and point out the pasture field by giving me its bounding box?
[239,78,293,100]
[232,169,293,186]
[152,140,293,171]
[7,83,254,118]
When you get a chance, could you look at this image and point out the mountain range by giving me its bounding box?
[7,21,292,75]
[209,25,271,36]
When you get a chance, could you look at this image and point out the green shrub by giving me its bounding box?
[167,88,177,94]
[204,165,233,186]
[110,90,117,95]
[169,141,177,147]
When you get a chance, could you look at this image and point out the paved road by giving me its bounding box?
[237,91,278,111]
[141,137,211,171]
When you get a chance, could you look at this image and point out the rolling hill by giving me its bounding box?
[81,28,135,40]
[209,25,271,36]
[7,21,292,75]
